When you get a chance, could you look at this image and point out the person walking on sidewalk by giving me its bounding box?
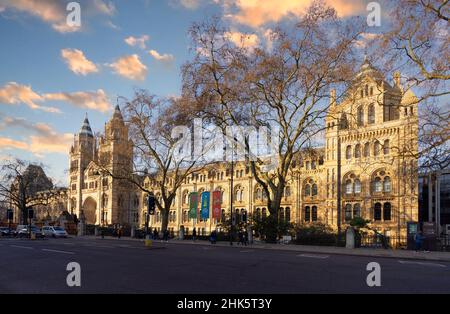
[192,228,197,241]
[414,231,424,252]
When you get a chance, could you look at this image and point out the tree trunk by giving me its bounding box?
[160,208,170,233]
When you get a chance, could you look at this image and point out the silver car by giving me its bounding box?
[42,226,68,238]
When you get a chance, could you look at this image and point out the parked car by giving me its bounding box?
[42,226,68,238]
[17,226,44,238]
[0,227,14,237]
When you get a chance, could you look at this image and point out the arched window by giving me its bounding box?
[305,184,311,196]
[354,144,361,158]
[312,206,318,221]
[345,204,352,221]
[304,206,311,222]
[345,179,353,194]
[311,160,317,169]
[368,104,375,124]
[255,208,261,221]
[365,84,369,97]
[340,113,348,129]
[312,184,318,196]
[383,203,391,220]
[354,179,361,194]
[346,145,352,160]
[373,177,382,192]
[262,208,267,219]
[374,203,382,221]
[284,186,291,198]
[384,177,391,192]
[285,207,291,222]
[306,161,310,170]
[279,207,285,222]
[353,203,361,218]
[363,143,370,157]
[241,209,247,223]
[383,139,390,155]
[357,106,364,126]
[374,141,381,156]
[255,188,262,200]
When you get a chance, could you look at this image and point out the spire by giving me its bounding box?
[113,104,123,120]
[79,114,94,138]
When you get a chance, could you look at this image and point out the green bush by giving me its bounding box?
[294,223,338,246]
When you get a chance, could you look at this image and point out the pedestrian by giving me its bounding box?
[192,228,197,241]
[117,227,122,239]
[210,230,217,244]
[414,231,424,252]
[153,228,158,240]
[101,228,105,239]
[238,230,244,245]
[243,230,248,246]
[163,229,169,242]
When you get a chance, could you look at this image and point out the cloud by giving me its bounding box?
[225,31,260,49]
[125,35,150,49]
[109,54,148,81]
[92,0,116,16]
[0,82,112,114]
[354,32,380,49]
[148,50,175,63]
[0,137,29,150]
[43,89,112,113]
[171,0,202,9]
[61,48,99,76]
[0,82,60,113]
[0,0,116,33]
[0,116,73,154]
[217,0,366,28]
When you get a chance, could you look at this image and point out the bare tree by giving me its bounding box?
[374,0,449,170]
[182,2,366,240]
[96,91,209,233]
[0,158,55,224]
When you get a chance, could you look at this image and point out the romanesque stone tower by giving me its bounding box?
[68,114,96,219]
[68,106,136,226]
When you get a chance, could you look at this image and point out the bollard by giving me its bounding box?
[30,232,36,240]
[144,235,152,247]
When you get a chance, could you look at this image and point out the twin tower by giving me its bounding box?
[68,105,136,226]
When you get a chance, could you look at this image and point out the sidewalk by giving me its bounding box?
[80,235,450,262]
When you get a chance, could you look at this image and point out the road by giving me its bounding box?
[0,237,449,294]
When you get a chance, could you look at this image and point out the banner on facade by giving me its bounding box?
[189,192,198,219]
[212,191,222,220]
[201,192,210,220]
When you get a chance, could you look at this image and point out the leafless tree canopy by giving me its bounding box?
[181,2,366,235]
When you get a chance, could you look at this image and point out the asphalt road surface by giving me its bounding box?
[1,237,449,294]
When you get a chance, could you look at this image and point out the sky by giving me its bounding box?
[0,0,374,186]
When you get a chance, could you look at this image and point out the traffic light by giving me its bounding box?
[27,207,34,219]
[147,194,156,215]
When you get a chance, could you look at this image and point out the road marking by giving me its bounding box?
[61,242,75,245]
[10,245,33,250]
[398,260,446,268]
[297,253,330,259]
[42,249,75,255]
[240,250,254,253]
[97,245,114,248]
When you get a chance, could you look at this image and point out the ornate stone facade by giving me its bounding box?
[68,60,419,241]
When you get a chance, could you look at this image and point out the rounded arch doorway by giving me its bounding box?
[82,197,98,225]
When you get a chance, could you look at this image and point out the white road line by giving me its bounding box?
[240,250,254,253]
[398,260,446,268]
[10,245,34,250]
[297,253,330,259]
[42,249,75,255]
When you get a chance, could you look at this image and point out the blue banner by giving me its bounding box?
[201,192,210,219]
